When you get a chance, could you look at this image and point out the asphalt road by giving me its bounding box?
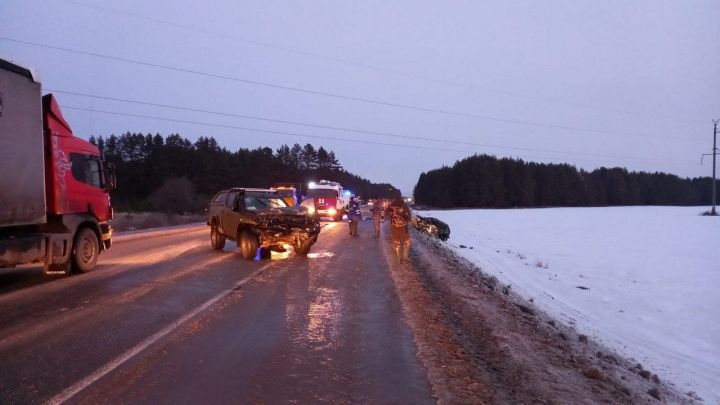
[0,221,433,404]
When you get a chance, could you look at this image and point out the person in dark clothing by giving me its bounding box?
[385,195,412,261]
[347,197,362,236]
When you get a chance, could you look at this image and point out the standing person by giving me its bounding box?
[386,195,412,262]
[370,196,384,238]
[348,197,362,236]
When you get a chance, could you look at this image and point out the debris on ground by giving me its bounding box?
[412,215,451,241]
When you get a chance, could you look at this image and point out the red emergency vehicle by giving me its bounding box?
[307,180,350,221]
[0,58,116,274]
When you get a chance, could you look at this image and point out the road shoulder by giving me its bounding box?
[383,229,691,404]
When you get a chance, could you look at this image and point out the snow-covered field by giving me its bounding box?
[421,206,719,403]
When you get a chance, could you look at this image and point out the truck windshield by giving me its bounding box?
[308,189,338,198]
[244,196,288,211]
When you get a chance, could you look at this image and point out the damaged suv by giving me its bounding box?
[207,188,321,259]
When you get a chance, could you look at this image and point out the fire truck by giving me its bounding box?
[307,180,350,221]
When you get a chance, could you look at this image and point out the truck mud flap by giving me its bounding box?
[47,234,72,263]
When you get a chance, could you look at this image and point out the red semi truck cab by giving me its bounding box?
[0,58,115,274]
[42,94,114,224]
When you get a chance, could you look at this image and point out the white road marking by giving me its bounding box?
[45,261,275,405]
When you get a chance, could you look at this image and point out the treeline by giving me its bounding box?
[90,133,399,212]
[414,154,717,208]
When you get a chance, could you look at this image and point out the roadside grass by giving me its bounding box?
[112,212,205,232]
[535,260,549,269]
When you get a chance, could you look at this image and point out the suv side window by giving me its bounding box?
[213,191,228,204]
[70,153,102,188]
[225,191,240,210]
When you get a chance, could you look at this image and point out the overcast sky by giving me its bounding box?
[2,0,719,194]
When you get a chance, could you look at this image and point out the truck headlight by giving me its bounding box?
[328,208,337,216]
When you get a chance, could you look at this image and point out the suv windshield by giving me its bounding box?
[244,196,288,211]
[308,189,338,198]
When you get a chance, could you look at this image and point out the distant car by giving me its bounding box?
[272,183,299,206]
[413,215,451,241]
[207,188,321,259]
[360,204,372,220]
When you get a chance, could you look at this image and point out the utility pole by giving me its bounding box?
[713,120,718,215]
[702,120,718,215]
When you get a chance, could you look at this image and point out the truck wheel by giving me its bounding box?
[210,223,226,250]
[72,228,99,273]
[239,230,258,260]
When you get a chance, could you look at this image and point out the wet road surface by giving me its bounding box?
[0,221,433,404]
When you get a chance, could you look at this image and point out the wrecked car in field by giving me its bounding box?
[413,215,451,241]
[207,188,321,259]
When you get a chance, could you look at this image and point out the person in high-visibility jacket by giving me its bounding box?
[385,195,412,261]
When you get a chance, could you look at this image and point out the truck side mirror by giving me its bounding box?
[103,162,117,191]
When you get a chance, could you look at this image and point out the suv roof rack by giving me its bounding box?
[230,187,278,193]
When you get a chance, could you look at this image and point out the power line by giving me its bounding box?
[61,104,693,165]
[51,88,689,162]
[63,105,467,153]
[58,0,700,124]
[50,89,454,145]
[0,36,699,142]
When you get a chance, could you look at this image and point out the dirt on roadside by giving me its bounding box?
[382,230,694,405]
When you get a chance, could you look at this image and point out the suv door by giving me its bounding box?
[219,191,241,237]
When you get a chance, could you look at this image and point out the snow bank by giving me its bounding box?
[422,206,719,403]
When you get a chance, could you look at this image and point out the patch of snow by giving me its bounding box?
[422,206,719,403]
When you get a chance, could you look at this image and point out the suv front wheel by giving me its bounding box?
[239,230,259,260]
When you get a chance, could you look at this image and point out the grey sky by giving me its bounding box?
[1,0,718,194]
